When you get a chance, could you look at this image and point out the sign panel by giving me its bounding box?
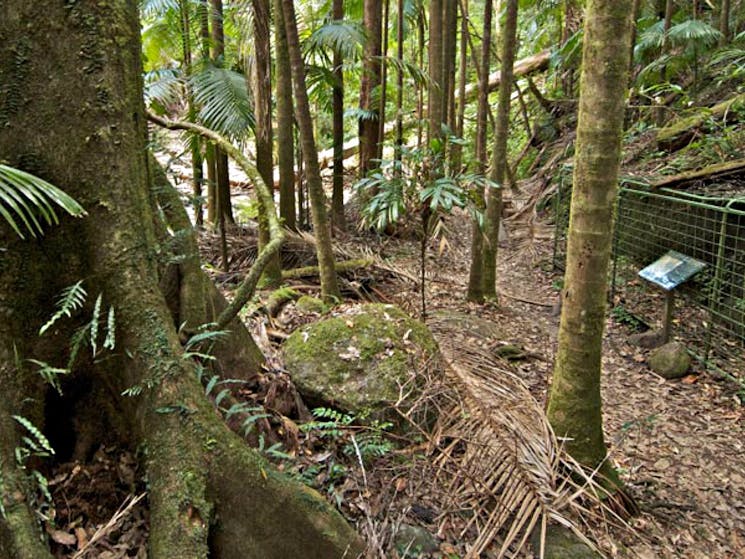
[638,250,706,291]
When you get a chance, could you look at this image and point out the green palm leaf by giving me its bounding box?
[667,19,722,49]
[0,164,86,239]
[190,65,254,140]
[305,20,366,60]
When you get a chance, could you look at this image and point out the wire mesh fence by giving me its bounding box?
[553,180,745,388]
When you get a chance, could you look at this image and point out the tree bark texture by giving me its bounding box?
[0,1,361,557]
[466,0,493,302]
[280,0,342,302]
[482,0,518,298]
[358,0,382,176]
[273,0,297,230]
[210,0,234,226]
[332,0,346,231]
[546,0,634,475]
[251,0,282,285]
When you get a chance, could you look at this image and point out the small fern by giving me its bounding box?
[39,281,86,335]
[13,415,54,462]
[26,359,69,395]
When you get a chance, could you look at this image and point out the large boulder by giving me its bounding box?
[282,304,438,420]
[648,341,691,379]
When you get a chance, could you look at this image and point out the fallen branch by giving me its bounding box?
[652,158,745,189]
[281,258,374,279]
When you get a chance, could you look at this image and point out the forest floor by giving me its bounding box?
[45,142,745,558]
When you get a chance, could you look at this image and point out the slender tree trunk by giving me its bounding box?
[416,10,426,148]
[466,0,493,302]
[442,0,458,132]
[281,0,342,302]
[428,0,445,143]
[0,1,361,556]
[251,0,281,285]
[199,0,218,227]
[273,0,296,230]
[395,0,405,164]
[451,0,468,170]
[482,0,518,299]
[656,0,674,126]
[546,0,634,480]
[628,0,641,76]
[210,0,233,226]
[377,0,390,161]
[720,0,731,45]
[359,0,382,176]
[180,0,204,228]
[332,0,346,231]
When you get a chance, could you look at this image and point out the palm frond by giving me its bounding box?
[413,317,632,558]
[0,164,86,240]
[144,68,184,109]
[305,20,366,60]
[667,19,722,49]
[190,65,254,139]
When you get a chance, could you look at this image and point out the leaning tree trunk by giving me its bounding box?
[280,0,342,302]
[546,0,634,481]
[0,2,361,558]
[251,0,282,285]
[482,0,518,299]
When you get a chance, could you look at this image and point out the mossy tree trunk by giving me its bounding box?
[0,1,361,557]
[273,0,296,230]
[482,0,518,299]
[250,0,282,286]
[546,0,634,478]
[280,0,342,302]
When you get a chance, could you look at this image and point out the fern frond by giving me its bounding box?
[90,293,103,356]
[12,416,54,457]
[39,281,87,335]
[26,359,69,395]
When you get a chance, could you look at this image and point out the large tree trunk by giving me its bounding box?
[273,0,297,230]
[546,0,634,480]
[358,0,382,176]
[482,0,518,299]
[280,0,342,302]
[0,2,361,557]
[250,0,282,285]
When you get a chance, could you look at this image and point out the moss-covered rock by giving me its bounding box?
[282,304,438,422]
[295,295,327,314]
[648,341,691,379]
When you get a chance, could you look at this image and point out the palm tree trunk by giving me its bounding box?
[377,0,390,162]
[332,0,346,231]
[482,0,518,299]
[466,0,493,302]
[359,0,382,176]
[251,0,282,285]
[210,0,233,226]
[273,0,296,230]
[442,0,458,132]
[720,0,731,45]
[451,0,468,170]
[428,0,445,143]
[546,0,634,480]
[280,0,341,302]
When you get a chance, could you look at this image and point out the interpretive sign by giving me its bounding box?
[638,250,706,291]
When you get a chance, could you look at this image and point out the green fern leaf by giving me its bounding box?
[39,281,87,335]
[12,416,54,457]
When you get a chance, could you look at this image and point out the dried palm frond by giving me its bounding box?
[418,318,631,558]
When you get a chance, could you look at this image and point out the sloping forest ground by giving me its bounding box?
[44,102,745,557]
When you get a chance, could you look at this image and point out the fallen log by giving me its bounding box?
[656,92,745,151]
[282,258,374,279]
[652,158,745,189]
